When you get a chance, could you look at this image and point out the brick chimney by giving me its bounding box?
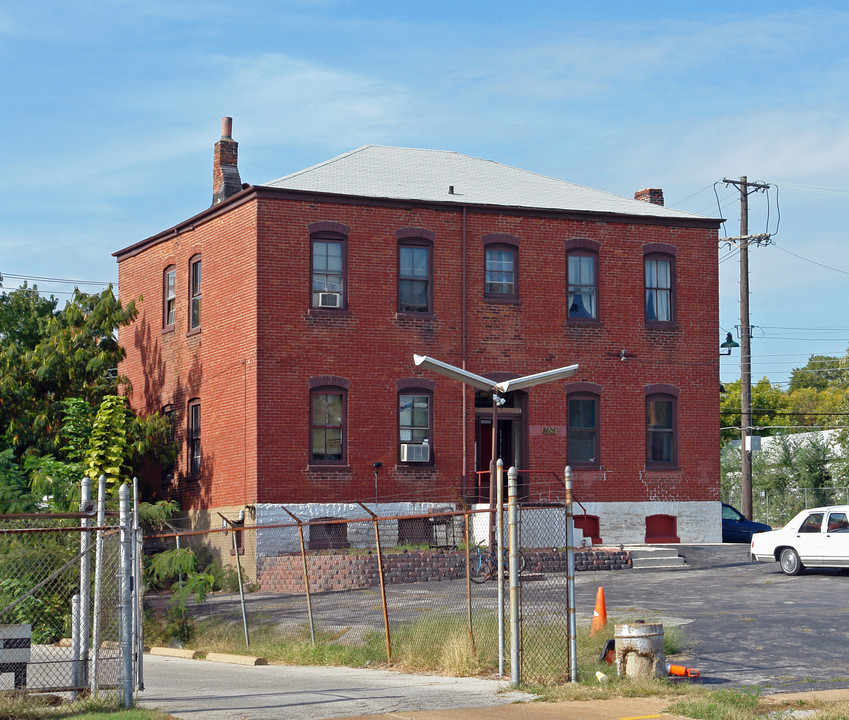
[634,188,664,206]
[212,117,242,206]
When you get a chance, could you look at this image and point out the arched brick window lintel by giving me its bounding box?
[396,377,436,392]
[308,221,349,236]
[642,242,677,257]
[644,383,679,397]
[309,375,351,390]
[396,227,436,243]
[564,237,600,252]
[565,381,602,395]
[482,233,520,247]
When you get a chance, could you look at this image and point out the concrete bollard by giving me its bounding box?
[614,623,665,678]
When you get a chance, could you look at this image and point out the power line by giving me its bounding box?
[1,272,112,287]
[770,242,849,277]
[721,409,849,416]
[771,181,849,198]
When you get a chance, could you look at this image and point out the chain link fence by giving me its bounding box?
[146,501,629,684]
[0,513,124,695]
[725,487,849,528]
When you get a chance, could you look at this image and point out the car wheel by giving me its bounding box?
[780,548,804,576]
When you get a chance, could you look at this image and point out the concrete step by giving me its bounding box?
[628,547,686,569]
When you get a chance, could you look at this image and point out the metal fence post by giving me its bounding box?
[71,593,81,695]
[133,477,144,689]
[91,474,106,695]
[218,512,250,648]
[78,476,92,691]
[461,504,475,657]
[564,466,578,683]
[508,466,520,686]
[119,484,133,708]
[281,507,316,645]
[358,504,391,661]
[233,526,250,648]
[496,459,505,677]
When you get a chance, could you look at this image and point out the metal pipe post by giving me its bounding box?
[508,466,520,686]
[281,507,316,645]
[133,477,144,689]
[71,593,81,695]
[358,503,392,662]
[496,458,505,677]
[565,466,577,683]
[91,474,106,695]
[119,484,133,708]
[232,526,250,648]
[79,476,92,689]
[463,508,475,656]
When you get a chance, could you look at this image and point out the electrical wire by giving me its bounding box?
[1,272,111,286]
[713,182,728,237]
[771,242,849,277]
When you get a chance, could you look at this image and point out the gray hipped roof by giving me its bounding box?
[263,145,702,220]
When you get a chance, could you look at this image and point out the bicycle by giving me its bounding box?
[469,542,526,584]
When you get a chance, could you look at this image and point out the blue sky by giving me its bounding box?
[2,1,849,388]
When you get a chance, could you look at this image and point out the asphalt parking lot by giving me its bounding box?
[162,543,849,694]
[137,544,849,718]
[572,543,849,693]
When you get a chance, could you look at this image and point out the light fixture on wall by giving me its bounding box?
[720,332,740,356]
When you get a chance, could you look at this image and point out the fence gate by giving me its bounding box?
[0,509,131,697]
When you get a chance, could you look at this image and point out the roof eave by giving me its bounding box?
[254,185,724,229]
[115,184,723,263]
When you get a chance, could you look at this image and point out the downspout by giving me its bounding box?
[461,206,468,498]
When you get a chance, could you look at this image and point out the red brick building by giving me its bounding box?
[115,118,723,544]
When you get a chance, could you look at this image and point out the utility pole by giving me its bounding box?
[722,176,770,520]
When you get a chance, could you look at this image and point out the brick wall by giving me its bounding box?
[117,188,720,513]
[257,547,631,593]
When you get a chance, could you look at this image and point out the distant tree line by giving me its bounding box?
[721,350,849,520]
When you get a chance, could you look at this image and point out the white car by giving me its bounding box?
[751,505,849,575]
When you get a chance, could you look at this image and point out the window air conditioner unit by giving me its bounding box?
[401,443,430,463]
[318,292,341,308]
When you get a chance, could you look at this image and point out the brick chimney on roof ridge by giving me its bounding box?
[634,188,664,206]
[212,117,242,206]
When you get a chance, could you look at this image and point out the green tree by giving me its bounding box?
[0,287,136,457]
[0,283,58,351]
[0,285,174,508]
[0,448,35,513]
[720,377,790,442]
[85,394,131,489]
[786,386,848,428]
[789,353,847,392]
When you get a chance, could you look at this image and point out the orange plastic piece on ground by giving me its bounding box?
[667,663,701,678]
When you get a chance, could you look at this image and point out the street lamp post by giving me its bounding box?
[412,355,579,538]
[413,354,578,677]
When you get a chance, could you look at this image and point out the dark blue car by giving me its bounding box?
[722,503,771,543]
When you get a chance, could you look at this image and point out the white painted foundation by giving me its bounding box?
[252,499,722,560]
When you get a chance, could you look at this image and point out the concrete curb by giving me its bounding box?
[148,647,203,659]
[206,652,268,666]
[146,646,268,665]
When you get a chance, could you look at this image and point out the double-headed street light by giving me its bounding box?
[412,354,579,538]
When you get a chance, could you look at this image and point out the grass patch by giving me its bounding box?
[148,612,849,719]
[668,688,761,720]
[184,617,388,667]
[0,693,175,719]
[178,612,690,688]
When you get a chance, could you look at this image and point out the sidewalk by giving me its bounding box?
[334,689,849,720]
[332,695,692,720]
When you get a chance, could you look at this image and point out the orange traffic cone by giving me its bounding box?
[590,587,607,635]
